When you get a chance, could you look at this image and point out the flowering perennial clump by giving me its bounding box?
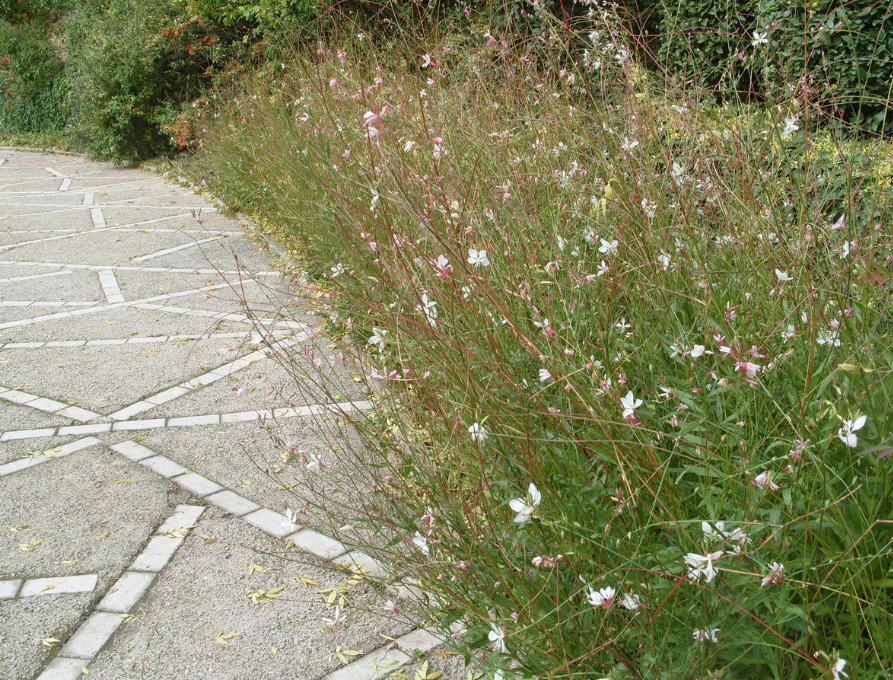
[199,6,893,677]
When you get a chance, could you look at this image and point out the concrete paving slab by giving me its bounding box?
[85,514,416,680]
[0,269,102,304]
[0,210,93,234]
[0,447,172,580]
[0,592,94,680]
[113,270,234,301]
[0,400,75,432]
[3,230,205,267]
[0,339,248,413]
[0,433,84,466]
[1,304,252,343]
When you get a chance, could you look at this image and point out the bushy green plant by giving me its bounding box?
[197,12,893,678]
[65,0,228,160]
[0,19,68,133]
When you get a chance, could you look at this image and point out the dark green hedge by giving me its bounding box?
[658,0,893,130]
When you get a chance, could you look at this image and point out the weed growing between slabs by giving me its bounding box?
[196,7,893,679]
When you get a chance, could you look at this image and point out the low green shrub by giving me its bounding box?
[65,0,227,161]
[197,8,893,678]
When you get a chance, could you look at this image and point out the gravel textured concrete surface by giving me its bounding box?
[0,151,461,680]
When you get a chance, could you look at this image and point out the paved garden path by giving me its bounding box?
[0,150,454,680]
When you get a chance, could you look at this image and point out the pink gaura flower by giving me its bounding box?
[735,361,761,378]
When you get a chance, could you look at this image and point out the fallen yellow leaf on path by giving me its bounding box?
[294,576,318,587]
[215,632,240,645]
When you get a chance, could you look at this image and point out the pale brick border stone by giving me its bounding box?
[324,646,413,680]
[57,423,111,436]
[0,436,100,477]
[58,612,122,658]
[339,551,389,579]
[20,574,98,597]
[111,418,166,431]
[395,628,443,656]
[0,579,22,599]
[156,505,205,534]
[206,490,260,516]
[130,536,183,572]
[36,656,86,680]
[110,440,155,462]
[97,571,156,613]
[243,508,298,538]
[172,472,223,497]
[139,455,188,478]
[286,529,348,561]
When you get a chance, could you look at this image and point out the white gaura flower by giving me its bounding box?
[416,292,438,327]
[596,260,609,276]
[468,422,488,442]
[468,248,491,267]
[306,452,324,471]
[508,483,541,523]
[420,53,432,68]
[281,507,300,529]
[693,628,720,643]
[751,30,769,47]
[817,329,841,346]
[690,344,706,359]
[598,238,619,257]
[702,521,748,550]
[330,263,345,277]
[621,592,642,610]
[586,585,615,609]
[403,140,418,152]
[701,520,728,540]
[838,415,866,448]
[831,658,848,680]
[782,115,800,136]
[538,368,553,383]
[433,254,452,277]
[753,470,780,490]
[412,531,430,555]
[488,623,507,653]
[368,327,388,352]
[775,269,793,281]
[620,391,643,419]
[322,605,348,629]
[641,199,656,219]
[684,551,723,582]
